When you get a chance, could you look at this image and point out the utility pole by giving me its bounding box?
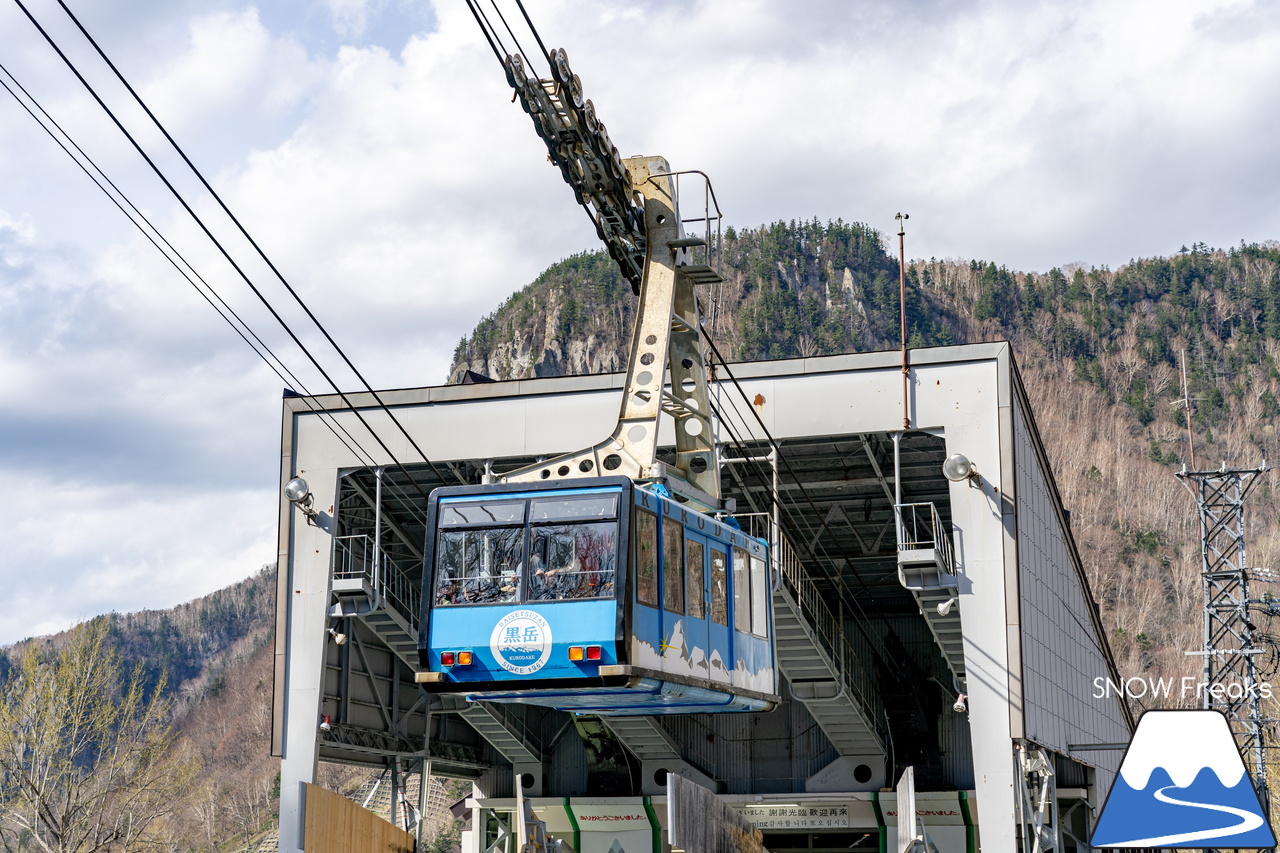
[1173,348,1198,469]
[896,212,910,430]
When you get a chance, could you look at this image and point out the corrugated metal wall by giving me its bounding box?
[873,617,975,790]
[936,700,975,790]
[1012,387,1130,796]
[661,685,839,794]
[545,714,590,795]
[470,694,851,796]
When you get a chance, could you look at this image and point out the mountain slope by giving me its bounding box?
[0,568,280,851]
[451,222,1280,701]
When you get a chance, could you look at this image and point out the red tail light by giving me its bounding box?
[440,651,456,666]
[586,645,602,661]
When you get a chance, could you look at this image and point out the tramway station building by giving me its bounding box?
[271,341,1133,853]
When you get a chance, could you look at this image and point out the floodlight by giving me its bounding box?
[284,477,312,506]
[942,454,979,484]
[937,597,957,617]
[953,693,968,713]
[327,627,347,646]
[319,714,332,732]
[284,476,319,525]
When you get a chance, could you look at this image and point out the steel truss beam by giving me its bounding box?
[1014,742,1060,853]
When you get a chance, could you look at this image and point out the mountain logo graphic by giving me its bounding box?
[490,610,552,675]
[1092,710,1275,848]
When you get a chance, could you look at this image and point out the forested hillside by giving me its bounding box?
[452,221,1280,702]
[0,568,282,851]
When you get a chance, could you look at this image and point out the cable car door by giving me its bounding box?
[706,541,731,685]
[683,530,712,683]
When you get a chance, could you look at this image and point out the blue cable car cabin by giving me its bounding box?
[415,476,778,715]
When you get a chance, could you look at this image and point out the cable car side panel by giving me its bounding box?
[628,489,777,705]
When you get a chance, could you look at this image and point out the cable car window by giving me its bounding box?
[440,501,525,526]
[635,509,659,606]
[663,517,684,614]
[685,538,705,618]
[750,555,768,637]
[732,546,750,633]
[435,527,522,606]
[527,523,616,600]
[531,495,618,523]
[710,549,727,626]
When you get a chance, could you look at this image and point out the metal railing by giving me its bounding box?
[651,168,723,269]
[772,530,891,747]
[737,512,888,734]
[896,502,956,575]
[332,534,421,633]
[464,699,543,760]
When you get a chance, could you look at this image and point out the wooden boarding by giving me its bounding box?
[304,783,415,853]
[668,774,764,853]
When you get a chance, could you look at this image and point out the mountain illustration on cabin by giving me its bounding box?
[1092,710,1275,848]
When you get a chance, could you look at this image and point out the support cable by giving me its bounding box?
[467,0,511,60]
[514,0,552,72]
[463,0,506,65]
[0,61,379,472]
[487,0,537,75]
[1,67,434,527]
[704,330,913,671]
[461,0,638,287]
[45,0,461,494]
[14,0,455,513]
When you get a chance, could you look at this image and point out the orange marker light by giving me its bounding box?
[569,646,584,661]
[586,645,602,661]
[457,651,473,666]
[440,651,456,666]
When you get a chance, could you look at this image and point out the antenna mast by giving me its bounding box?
[1175,348,1198,469]
[896,212,910,430]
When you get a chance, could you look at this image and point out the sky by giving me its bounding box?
[1,0,1279,644]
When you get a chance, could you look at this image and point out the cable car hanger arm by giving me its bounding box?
[495,50,724,511]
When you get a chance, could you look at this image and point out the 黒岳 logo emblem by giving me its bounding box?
[1092,710,1275,848]
[490,610,552,675]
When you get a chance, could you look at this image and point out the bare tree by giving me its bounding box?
[0,619,199,853]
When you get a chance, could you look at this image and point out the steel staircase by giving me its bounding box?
[773,532,890,756]
[600,715,684,765]
[456,699,541,766]
[331,533,420,660]
[895,504,966,683]
[910,588,966,682]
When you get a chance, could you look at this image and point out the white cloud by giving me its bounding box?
[325,0,379,40]
[2,0,1280,642]
[1,472,274,643]
[136,8,317,146]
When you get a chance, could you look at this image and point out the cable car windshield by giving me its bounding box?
[432,493,618,607]
[434,500,524,605]
[528,522,616,600]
